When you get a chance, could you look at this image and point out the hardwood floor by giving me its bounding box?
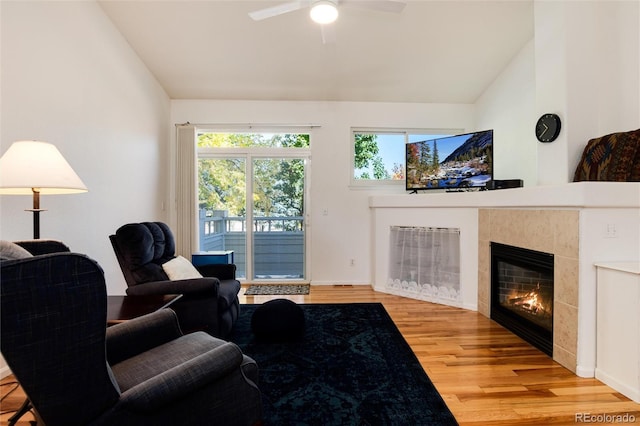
[2,285,638,425]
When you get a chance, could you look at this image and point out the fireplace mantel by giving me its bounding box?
[370,181,640,209]
[370,182,640,378]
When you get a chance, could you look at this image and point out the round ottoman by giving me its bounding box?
[251,299,305,342]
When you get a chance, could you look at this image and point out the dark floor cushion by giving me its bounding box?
[251,299,305,342]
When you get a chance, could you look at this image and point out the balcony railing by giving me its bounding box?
[199,211,304,279]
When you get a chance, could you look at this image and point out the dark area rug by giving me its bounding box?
[230,303,458,425]
[244,284,310,295]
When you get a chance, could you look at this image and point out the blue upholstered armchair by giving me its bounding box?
[0,250,262,426]
[110,222,241,338]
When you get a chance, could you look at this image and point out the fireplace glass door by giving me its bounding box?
[491,242,554,356]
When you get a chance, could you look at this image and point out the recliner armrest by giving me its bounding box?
[195,263,237,280]
[117,342,244,412]
[124,277,220,297]
[107,309,183,365]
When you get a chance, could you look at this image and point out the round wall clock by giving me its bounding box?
[535,113,561,143]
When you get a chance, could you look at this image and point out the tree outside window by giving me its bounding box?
[198,133,309,218]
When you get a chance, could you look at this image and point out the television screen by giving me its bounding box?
[406,129,493,192]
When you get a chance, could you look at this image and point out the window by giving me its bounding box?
[351,129,462,187]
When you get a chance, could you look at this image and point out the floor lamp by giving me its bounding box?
[0,140,88,239]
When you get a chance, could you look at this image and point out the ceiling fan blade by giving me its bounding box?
[248,1,309,21]
[341,0,406,14]
[320,24,337,44]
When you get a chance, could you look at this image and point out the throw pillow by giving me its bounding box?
[0,241,34,260]
[162,255,203,280]
[573,129,640,182]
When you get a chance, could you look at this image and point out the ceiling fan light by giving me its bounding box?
[310,1,338,24]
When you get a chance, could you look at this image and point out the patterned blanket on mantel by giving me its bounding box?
[573,128,640,182]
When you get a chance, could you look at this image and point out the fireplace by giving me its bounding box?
[491,242,554,356]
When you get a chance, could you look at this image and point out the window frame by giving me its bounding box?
[350,127,463,188]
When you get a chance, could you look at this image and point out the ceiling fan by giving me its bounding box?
[249,0,406,43]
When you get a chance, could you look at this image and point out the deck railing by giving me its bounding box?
[199,212,304,279]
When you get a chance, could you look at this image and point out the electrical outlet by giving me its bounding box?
[322,208,329,216]
[605,223,618,238]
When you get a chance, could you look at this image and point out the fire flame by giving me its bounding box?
[509,283,545,314]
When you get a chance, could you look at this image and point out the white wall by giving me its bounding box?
[534,0,640,184]
[479,0,640,189]
[170,100,475,284]
[0,1,171,295]
[476,39,537,187]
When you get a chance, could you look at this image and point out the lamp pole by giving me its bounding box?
[26,188,45,239]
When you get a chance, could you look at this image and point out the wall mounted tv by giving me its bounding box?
[406,129,493,192]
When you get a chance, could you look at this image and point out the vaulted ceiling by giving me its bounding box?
[98,0,534,103]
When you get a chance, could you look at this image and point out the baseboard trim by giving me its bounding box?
[595,368,640,403]
[575,364,595,378]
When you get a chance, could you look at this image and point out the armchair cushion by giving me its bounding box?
[111,331,241,392]
[0,240,33,260]
[118,342,243,412]
[114,222,175,283]
[162,255,203,280]
[107,309,184,365]
[13,239,70,255]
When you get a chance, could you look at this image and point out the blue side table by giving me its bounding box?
[192,250,234,266]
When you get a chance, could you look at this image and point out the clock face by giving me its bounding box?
[536,114,561,142]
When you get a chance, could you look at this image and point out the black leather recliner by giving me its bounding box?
[109,222,241,338]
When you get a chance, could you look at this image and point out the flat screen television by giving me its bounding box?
[406,129,493,192]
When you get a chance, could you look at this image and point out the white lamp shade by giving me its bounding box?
[310,1,338,24]
[0,140,88,195]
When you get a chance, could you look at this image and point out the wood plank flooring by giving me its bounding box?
[2,285,639,425]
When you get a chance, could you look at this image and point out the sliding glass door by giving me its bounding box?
[197,131,310,282]
[252,157,305,279]
[198,157,248,277]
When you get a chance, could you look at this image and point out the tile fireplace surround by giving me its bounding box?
[478,209,579,371]
[370,182,640,377]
